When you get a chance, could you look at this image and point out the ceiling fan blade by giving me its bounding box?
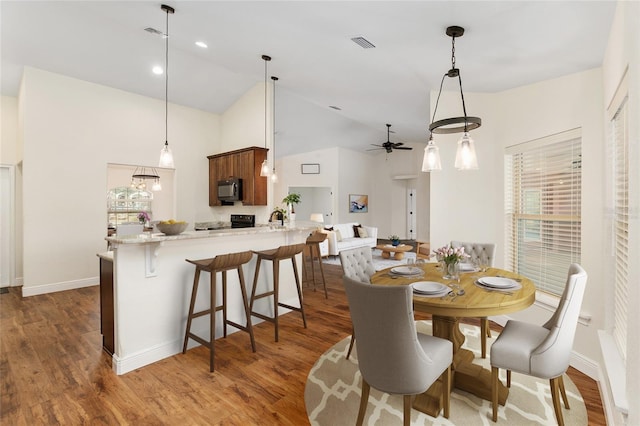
[394,146,413,150]
[370,144,384,147]
[392,142,405,146]
[367,147,384,151]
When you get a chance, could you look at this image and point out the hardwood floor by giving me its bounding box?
[1,263,605,425]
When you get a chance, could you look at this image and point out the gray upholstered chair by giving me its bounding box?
[451,240,496,358]
[343,276,452,425]
[339,247,376,359]
[490,263,587,425]
[339,246,375,283]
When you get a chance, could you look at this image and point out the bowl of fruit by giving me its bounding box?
[156,220,188,236]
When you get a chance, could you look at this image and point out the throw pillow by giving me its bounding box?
[357,227,369,238]
[334,229,343,242]
[353,224,361,238]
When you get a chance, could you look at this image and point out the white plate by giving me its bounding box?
[412,281,449,294]
[478,277,519,288]
[391,266,422,275]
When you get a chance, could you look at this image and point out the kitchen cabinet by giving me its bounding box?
[208,146,268,206]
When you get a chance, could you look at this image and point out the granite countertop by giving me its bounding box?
[105,223,316,245]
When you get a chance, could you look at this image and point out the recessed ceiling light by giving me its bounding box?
[152,66,163,75]
[195,41,208,48]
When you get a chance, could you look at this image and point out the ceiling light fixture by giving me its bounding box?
[131,166,162,191]
[158,4,175,169]
[195,41,208,48]
[260,55,272,178]
[271,76,279,183]
[423,26,481,172]
[152,65,163,75]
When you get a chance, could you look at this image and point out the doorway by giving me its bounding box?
[288,186,333,224]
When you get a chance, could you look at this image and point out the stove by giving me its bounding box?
[230,214,256,228]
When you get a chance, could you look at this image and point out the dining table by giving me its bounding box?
[370,262,536,417]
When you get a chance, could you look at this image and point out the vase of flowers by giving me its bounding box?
[433,244,468,280]
[388,235,400,247]
[137,211,151,227]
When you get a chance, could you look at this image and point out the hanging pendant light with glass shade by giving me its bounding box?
[270,76,279,183]
[260,55,272,177]
[423,26,481,172]
[158,4,175,168]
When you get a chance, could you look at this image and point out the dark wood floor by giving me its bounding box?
[1,263,605,425]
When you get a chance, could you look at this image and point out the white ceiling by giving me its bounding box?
[1,1,616,155]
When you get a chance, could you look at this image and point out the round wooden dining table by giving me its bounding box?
[370,262,536,417]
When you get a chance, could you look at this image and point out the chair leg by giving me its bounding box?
[481,318,488,358]
[221,271,228,338]
[491,366,499,422]
[272,259,280,342]
[209,271,217,372]
[290,256,307,328]
[559,375,570,409]
[183,268,201,353]
[346,331,356,360]
[507,370,511,387]
[315,245,328,298]
[403,394,412,426]
[356,379,370,426]
[550,377,565,426]
[442,365,451,419]
[237,266,256,352]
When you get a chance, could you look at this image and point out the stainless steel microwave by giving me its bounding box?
[217,178,242,201]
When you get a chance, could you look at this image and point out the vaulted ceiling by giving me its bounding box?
[1,1,616,156]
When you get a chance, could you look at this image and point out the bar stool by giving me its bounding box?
[249,243,307,342]
[303,232,328,298]
[183,250,256,372]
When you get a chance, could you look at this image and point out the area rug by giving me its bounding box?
[323,249,417,271]
[305,321,587,425]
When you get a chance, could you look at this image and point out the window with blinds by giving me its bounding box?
[611,97,628,363]
[505,129,582,296]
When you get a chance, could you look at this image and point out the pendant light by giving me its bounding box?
[270,75,279,183]
[158,4,175,168]
[131,166,162,191]
[260,55,272,177]
[423,26,481,172]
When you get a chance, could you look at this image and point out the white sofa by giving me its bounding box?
[321,222,378,256]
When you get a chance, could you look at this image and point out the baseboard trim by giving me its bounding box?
[21,277,98,297]
[112,340,182,375]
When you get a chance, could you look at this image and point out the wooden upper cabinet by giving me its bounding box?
[207,147,268,206]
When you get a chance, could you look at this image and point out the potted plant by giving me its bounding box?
[282,192,301,221]
[388,235,400,247]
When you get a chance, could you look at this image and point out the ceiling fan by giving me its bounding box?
[368,124,413,153]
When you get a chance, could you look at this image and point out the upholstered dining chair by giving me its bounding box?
[490,263,587,426]
[339,247,376,359]
[343,276,452,425]
[451,241,496,358]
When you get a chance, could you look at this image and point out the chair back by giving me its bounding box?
[339,247,375,283]
[451,241,496,267]
[532,263,588,377]
[342,276,437,395]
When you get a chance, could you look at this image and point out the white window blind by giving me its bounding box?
[611,97,628,363]
[505,129,582,296]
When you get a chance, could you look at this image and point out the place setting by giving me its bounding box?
[411,281,452,298]
[474,276,522,294]
[388,264,424,279]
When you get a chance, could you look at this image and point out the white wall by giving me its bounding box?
[429,69,608,380]
[20,67,219,295]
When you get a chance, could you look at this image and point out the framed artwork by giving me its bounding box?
[301,163,320,174]
[349,194,368,213]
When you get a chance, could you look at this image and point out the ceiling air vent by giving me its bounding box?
[351,36,375,49]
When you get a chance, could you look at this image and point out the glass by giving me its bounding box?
[406,258,415,266]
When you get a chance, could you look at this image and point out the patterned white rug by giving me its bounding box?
[305,321,587,425]
[323,249,418,271]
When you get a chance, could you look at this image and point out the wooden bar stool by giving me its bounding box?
[303,232,328,298]
[249,243,307,342]
[183,250,256,372]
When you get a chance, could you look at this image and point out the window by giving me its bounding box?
[610,96,629,363]
[505,129,582,296]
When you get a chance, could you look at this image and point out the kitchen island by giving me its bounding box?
[102,224,315,375]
